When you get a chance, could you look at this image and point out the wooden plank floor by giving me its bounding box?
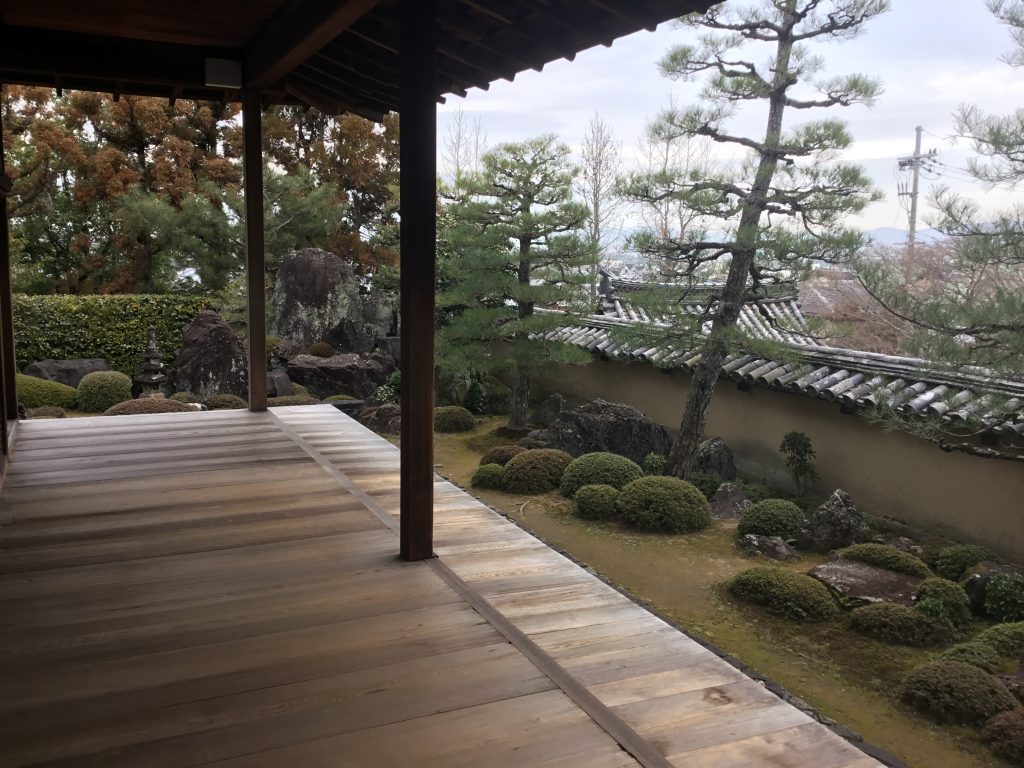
[0,406,881,768]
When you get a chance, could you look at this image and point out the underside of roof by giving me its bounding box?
[0,0,715,118]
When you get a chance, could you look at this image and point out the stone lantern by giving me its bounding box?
[135,326,167,399]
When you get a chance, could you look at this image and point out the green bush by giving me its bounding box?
[479,445,526,467]
[268,395,319,406]
[15,373,78,409]
[325,393,356,401]
[900,660,1017,724]
[372,371,400,404]
[292,383,311,398]
[737,480,777,503]
[850,602,954,646]
[77,371,132,413]
[170,392,202,403]
[737,499,805,539]
[13,294,213,375]
[559,452,644,497]
[934,543,996,581]
[471,463,505,490]
[26,406,65,419]
[517,436,548,449]
[985,573,1024,622]
[641,452,667,475]
[838,543,932,578]
[688,471,721,500]
[728,566,839,621]
[503,449,574,494]
[205,393,247,410]
[940,642,1004,674]
[915,578,972,626]
[481,376,512,415]
[975,622,1024,657]
[574,484,620,521]
[307,341,334,357]
[434,405,476,433]
[983,709,1024,763]
[616,476,712,534]
[463,380,484,414]
[104,398,195,416]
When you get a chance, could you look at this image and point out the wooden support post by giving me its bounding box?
[243,90,268,413]
[399,0,437,561]
[0,81,18,433]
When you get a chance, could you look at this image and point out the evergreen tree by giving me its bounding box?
[438,135,592,429]
[621,0,886,478]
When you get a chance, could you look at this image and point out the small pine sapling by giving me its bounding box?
[779,431,818,494]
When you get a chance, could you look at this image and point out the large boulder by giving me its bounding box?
[23,358,110,388]
[797,489,870,553]
[737,534,799,561]
[171,311,248,400]
[710,482,751,520]
[361,403,401,435]
[325,317,377,355]
[266,370,295,398]
[527,399,671,465]
[287,352,395,400]
[531,393,565,427]
[809,560,922,606]
[436,368,472,407]
[694,437,736,480]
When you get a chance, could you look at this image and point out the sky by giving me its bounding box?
[436,0,1024,234]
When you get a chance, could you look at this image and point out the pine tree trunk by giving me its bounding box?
[509,367,530,430]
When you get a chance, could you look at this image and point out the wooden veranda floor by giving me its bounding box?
[0,406,881,768]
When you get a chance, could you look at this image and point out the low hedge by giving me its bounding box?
[940,641,1004,674]
[728,566,839,621]
[933,543,996,581]
[325,393,356,401]
[77,371,132,413]
[983,709,1024,764]
[15,373,78,409]
[434,405,476,433]
[104,398,194,416]
[559,452,644,497]
[616,476,712,534]
[205,393,247,410]
[975,621,1024,657]
[268,395,319,406]
[170,392,202,403]
[985,573,1024,622]
[737,499,805,539]
[900,660,1017,725]
[479,445,526,467]
[516,437,548,449]
[850,601,954,646]
[471,463,505,490]
[915,577,971,626]
[503,449,574,494]
[574,484,619,521]
[26,406,65,419]
[838,543,932,578]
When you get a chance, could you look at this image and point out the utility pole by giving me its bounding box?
[897,126,937,255]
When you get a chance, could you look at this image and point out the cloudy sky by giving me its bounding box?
[437,0,1024,233]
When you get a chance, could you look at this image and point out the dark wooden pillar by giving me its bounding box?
[243,90,268,412]
[0,81,17,441]
[399,0,437,561]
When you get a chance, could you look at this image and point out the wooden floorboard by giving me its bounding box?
[0,407,880,767]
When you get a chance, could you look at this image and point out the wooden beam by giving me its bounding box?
[0,82,17,428]
[245,0,383,89]
[242,90,267,413]
[399,0,437,562]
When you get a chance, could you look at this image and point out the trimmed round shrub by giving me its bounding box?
[934,543,996,581]
[983,709,1024,763]
[975,622,1024,657]
[574,484,619,521]
[268,395,319,406]
[616,476,712,534]
[915,577,971,626]
[641,452,667,476]
[560,452,644,497]
[479,445,526,467]
[940,642,1004,674]
[471,463,505,490]
[104,399,194,416]
[838,543,932,578]
[985,573,1024,622]
[307,341,335,357]
[26,406,65,419]
[850,602,954,646]
[292,383,311,398]
[737,499,805,539]
[16,373,78,409]
[434,405,475,433]
[516,437,548,449]
[77,371,132,413]
[900,660,1017,724]
[325,393,356,401]
[688,471,721,501]
[503,449,574,494]
[170,392,202,403]
[205,393,247,410]
[728,566,839,621]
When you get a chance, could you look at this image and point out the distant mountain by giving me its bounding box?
[865,227,944,247]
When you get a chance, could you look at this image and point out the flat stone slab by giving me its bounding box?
[809,560,923,605]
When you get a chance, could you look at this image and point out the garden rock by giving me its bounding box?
[797,489,869,552]
[531,393,564,427]
[737,534,799,561]
[436,368,472,407]
[360,403,401,435]
[710,482,750,520]
[694,437,736,480]
[266,370,295,398]
[963,562,1024,615]
[288,352,395,400]
[527,399,671,465]
[171,311,248,400]
[809,560,923,605]
[885,535,924,557]
[325,317,377,354]
[23,358,110,388]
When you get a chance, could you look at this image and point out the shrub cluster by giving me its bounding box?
[737,499,805,539]
[463,380,484,414]
[736,480,777,503]
[838,543,932,578]
[517,436,548,449]
[915,577,972,626]
[900,660,1017,725]
[325,393,356,401]
[933,543,996,581]
[641,452,667,476]
[850,602,953,646]
[205,393,247,410]
[268,395,319,406]
[170,392,202,403]
[77,371,132,413]
[15,373,78,409]
[616,476,712,534]
[940,642,1004,674]
[481,377,511,415]
[975,621,1024,657]
[104,399,194,416]
[983,709,1024,763]
[372,371,400,404]
[471,463,505,490]
[26,406,65,419]
[434,405,476,433]
[574,484,619,521]
[559,452,644,497]
[688,471,721,501]
[307,341,335,357]
[503,449,574,494]
[479,445,526,467]
[727,566,839,621]
[985,573,1024,622]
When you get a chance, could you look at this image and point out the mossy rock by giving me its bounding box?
[616,476,712,534]
[479,445,526,467]
[850,601,954,647]
[307,341,335,357]
[434,405,476,433]
[940,642,1004,674]
[839,543,932,578]
[470,463,505,490]
[737,499,805,539]
[728,566,839,622]
[15,373,78,409]
[975,621,1024,657]
[574,484,619,521]
[983,709,1024,763]
[325,393,356,401]
[268,395,319,406]
[933,543,996,581]
[915,577,971,626]
[77,371,132,413]
[104,399,195,416]
[560,452,644,497]
[503,449,574,494]
[900,660,1017,724]
[205,393,247,410]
